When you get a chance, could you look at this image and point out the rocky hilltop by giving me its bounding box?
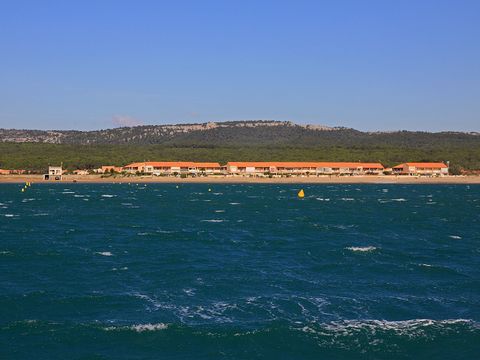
[0,120,338,145]
[0,120,477,147]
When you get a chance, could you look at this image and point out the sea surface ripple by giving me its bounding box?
[1,183,479,359]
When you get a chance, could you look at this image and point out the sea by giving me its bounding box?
[0,183,479,359]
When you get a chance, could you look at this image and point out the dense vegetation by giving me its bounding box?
[0,142,478,172]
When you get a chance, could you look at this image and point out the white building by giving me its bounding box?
[44,166,63,180]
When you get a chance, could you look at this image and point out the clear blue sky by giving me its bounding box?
[0,0,479,131]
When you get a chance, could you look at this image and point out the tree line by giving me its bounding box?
[0,142,477,173]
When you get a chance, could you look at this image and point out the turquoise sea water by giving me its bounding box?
[0,183,479,359]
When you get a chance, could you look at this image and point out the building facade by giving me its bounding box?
[44,166,63,180]
[97,166,123,173]
[123,162,223,175]
[392,162,449,176]
[226,162,384,176]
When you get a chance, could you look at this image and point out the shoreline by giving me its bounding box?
[1,175,480,184]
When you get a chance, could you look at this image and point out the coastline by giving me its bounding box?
[1,174,479,184]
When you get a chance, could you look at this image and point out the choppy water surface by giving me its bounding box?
[1,183,479,359]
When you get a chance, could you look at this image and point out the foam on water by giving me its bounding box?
[104,323,169,332]
[345,246,377,252]
[95,251,113,256]
[298,318,479,338]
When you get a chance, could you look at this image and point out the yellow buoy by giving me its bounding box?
[297,189,305,198]
[21,188,25,192]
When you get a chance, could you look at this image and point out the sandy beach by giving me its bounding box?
[1,174,479,184]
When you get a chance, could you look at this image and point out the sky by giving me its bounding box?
[0,0,479,131]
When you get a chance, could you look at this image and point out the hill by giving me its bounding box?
[0,121,479,172]
[1,120,478,147]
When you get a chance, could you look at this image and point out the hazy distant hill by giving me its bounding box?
[1,120,478,147]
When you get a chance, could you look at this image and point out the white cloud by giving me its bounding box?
[112,115,144,127]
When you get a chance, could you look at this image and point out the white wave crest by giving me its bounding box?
[96,251,113,256]
[104,323,169,332]
[419,263,433,267]
[345,246,377,252]
[320,319,478,334]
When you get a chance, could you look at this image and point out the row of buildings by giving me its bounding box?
[0,169,26,175]
[114,161,450,176]
[0,162,451,178]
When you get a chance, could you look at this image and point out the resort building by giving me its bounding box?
[193,162,225,175]
[44,166,63,180]
[96,165,123,173]
[123,162,223,175]
[73,169,89,175]
[0,169,26,175]
[226,162,384,176]
[392,162,449,176]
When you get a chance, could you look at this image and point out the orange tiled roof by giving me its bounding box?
[393,162,448,169]
[227,162,384,169]
[147,162,195,167]
[123,162,146,168]
[194,162,221,168]
[124,161,221,168]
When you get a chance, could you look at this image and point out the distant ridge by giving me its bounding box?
[0,120,478,147]
[0,120,338,144]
